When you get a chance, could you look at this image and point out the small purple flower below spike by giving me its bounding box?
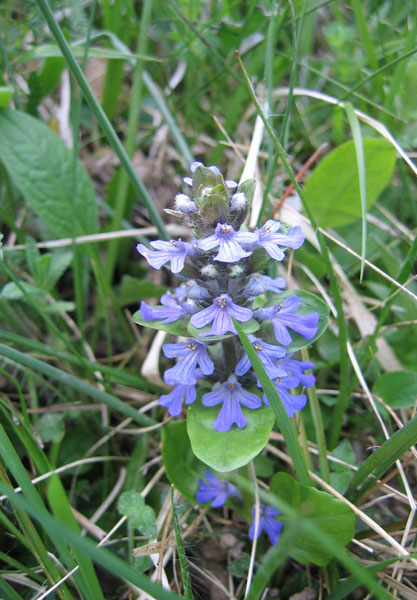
[243,275,287,299]
[235,335,287,380]
[196,472,240,507]
[190,294,252,337]
[202,375,261,431]
[276,354,315,388]
[163,339,214,385]
[262,376,307,418]
[159,383,196,417]
[140,289,196,324]
[249,504,283,545]
[137,239,191,274]
[199,222,258,263]
[255,296,318,346]
[255,219,305,261]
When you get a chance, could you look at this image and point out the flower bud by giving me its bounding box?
[174,193,197,214]
[201,264,219,278]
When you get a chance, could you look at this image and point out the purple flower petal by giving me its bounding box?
[255,220,305,261]
[202,376,261,431]
[159,383,196,416]
[162,340,214,385]
[190,295,252,337]
[196,471,240,507]
[137,239,190,273]
[249,504,283,545]
[199,223,257,263]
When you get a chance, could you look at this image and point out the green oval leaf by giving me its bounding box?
[303,138,396,228]
[263,289,329,352]
[0,108,97,237]
[132,310,189,337]
[373,371,417,408]
[270,472,356,566]
[187,396,274,472]
[162,421,207,503]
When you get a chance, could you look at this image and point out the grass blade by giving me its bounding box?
[0,343,156,426]
[344,102,367,282]
[233,319,311,486]
[0,481,182,600]
[346,414,417,501]
[171,486,193,599]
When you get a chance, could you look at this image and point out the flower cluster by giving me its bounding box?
[138,162,318,432]
[196,472,282,546]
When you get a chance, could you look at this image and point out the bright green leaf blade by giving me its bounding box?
[118,490,145,518]
[132,310,190,337]
[162,421,207,503]
[347,414,417,501]
[20,44,160,62]
[233,319,311,485]
[344,102,367,280]
[373,371,417,408]
[0,108,97,238]
[303,138,396,228]
[187,394,275,472]
[0,87,13,108]
[270,472,356,566]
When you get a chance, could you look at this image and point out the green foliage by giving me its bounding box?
[303,139,396,227]
[187,396,275,472]
[0,108,98,237]
[118,491,157,538]
[373,371,417,408]
[162,421,207,503]
[270,472,356,566]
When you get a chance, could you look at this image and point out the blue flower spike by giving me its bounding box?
[134,162,323,433]
[196,471,240,507]
[249,504,283,546]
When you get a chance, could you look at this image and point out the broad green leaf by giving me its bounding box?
[44,301,75,313]
[187,317,259,341]
[36,413,66,443]
[0,108,97,237]
[47,250,73,289]
[132,310,189,337]
[331,440,356,472]
[270,472,356,566]
[373,371,417,408]
[303,139,396,228]
[118,490,156,537]
[329,471,352,495]
[187,396,274,472]
[263,289,329,352]
[162,421,207,503]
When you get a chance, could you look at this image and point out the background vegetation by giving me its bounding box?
[0,0,416,598]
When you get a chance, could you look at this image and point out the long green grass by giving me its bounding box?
[1,1,417,598]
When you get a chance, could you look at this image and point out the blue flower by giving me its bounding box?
[196,471,240,507]
[243,275,286,299]
[159,383,196,416]
[249,504,283,545]
[190,294,253,337]
[276,354,315,388]
[202,375,261,431]
[235,335,287,379]
[255,219,305,261]
[140,289,196,324]
[199,223,258,263]
[262,376,307,417]
[255,296,318,346]
[137,239,191,273]
[163,339,214,385]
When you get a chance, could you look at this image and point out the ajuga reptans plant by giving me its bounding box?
[137,162,320,433]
